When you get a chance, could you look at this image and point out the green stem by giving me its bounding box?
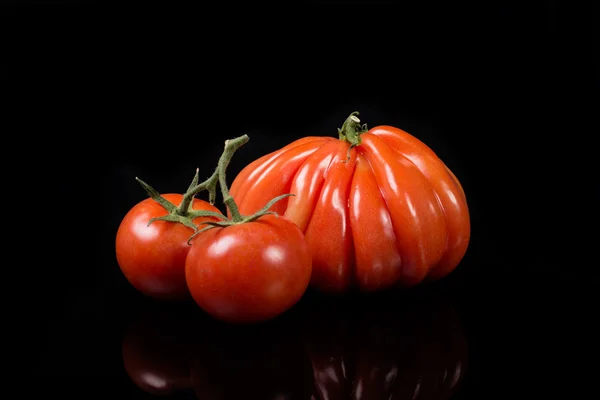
[135,135,249,233]
[177,168,200,214]
[216,136,249,222]
[135,168,228,231]
[136,177,177,213]
[185,136,297,244]
[338,111,368,146]
[177,169,219,214]
[135,132,293,244]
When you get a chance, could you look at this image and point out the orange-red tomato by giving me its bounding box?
[116,194,220,300]
[230,121,470,293]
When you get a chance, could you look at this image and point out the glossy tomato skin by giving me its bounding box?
[185,214,312,324]
[116,194,221,300]
[230,127,470,293]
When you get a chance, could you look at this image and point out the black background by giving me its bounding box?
[9,1,599,398]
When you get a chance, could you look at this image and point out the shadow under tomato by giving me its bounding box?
[121,287,468,400]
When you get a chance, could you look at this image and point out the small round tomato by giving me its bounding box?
[185,213,312,324]
[116,174,222,300]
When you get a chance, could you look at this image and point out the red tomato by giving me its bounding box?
[230,113,470,293]
[116,194,221,300]
[185,214,312,324]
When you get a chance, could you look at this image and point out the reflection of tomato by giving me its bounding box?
[121,305,195,395]
[230,112,470,293]
[301,291,468,399]
[116,194,221,300]
[120,290,467,399]
[190,321,314,399]
[120,303,313,399]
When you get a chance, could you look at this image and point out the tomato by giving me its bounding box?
[230,112,470,293]
[185,213,312,324]
[181,134,312,324]
[116,193,221,300]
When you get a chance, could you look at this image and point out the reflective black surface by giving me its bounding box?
[18,3,597,398]
[120,289,467,399]
[29,267,597,398]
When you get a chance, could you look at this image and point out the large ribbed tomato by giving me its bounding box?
[230,112,470,293]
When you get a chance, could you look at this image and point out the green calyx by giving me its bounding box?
[338,111,368,146]
[186,193,293,244]
[338,111,368,162]
[185,135,295,244]
[136,167,228,231]
[135,134,295,244]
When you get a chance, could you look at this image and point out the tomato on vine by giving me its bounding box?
[184,136,312,324]
[116,169,225,300]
